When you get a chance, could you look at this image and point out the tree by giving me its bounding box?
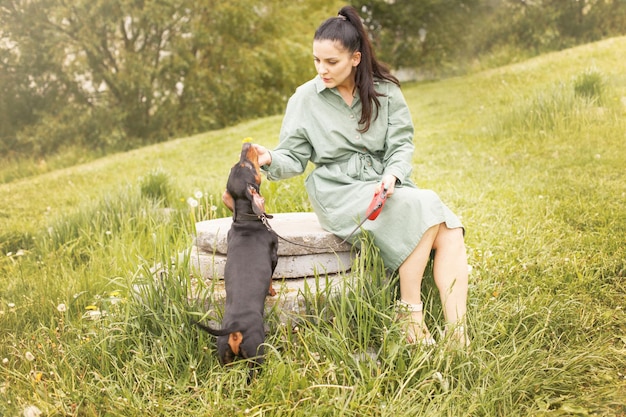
[473,0,626,55]
[352,0,626,75]
[0,0,337,157]
[353,0,482,71]
[0,0,76,156]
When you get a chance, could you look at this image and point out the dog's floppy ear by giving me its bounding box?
[246,184,266,217]
[222,189,234,212]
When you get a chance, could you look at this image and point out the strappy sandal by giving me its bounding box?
[396,299,436,346]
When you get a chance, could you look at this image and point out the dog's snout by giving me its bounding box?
[240,143,260,173]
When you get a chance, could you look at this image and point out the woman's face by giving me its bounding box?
[313,39,361,90]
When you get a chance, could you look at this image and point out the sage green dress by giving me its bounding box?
[263,76,463,270]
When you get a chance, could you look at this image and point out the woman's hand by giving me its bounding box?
[376,174,397,197]
[253,144,272,167]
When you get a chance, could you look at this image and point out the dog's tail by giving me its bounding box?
[194,320,239,337]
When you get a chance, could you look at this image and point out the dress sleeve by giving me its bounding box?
[262,92,313,181]
[382,83,415,185]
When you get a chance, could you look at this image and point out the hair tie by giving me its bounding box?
[337,14,347,21]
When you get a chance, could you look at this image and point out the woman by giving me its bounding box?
[254,5,469,346]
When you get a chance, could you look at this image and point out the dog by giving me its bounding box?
[195,142,278,368]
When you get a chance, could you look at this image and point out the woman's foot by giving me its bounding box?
[396,300,436,345]
[444,323,470,349]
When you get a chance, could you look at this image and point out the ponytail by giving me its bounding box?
[315,5,399,133]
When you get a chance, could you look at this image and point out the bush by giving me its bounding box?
[140,168,175,207]
[573,68,605,103]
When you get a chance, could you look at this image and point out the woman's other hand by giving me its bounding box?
[376,174,397,197]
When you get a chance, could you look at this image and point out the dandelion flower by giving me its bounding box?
[187,197,199,208]
[25,351,35,362]
[242,137,253,143]
[194,190,203,199]
[57,303,67,313]
[2,358,8,365]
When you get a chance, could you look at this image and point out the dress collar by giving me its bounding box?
[314,75,358,101]
[314,75,328,93]
[315,75,381,94]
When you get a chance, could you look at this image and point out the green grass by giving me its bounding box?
[1,37,625,416]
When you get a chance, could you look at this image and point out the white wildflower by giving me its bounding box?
[23,405,42,417]
[25,351,35,362]
[433,371,449,392]
[57,303,67,313]
[187,197,199,208]
[83,309,107,320]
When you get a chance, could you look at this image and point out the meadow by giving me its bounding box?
[1,37,625,416]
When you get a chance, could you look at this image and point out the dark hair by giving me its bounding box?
[314,5,399,133]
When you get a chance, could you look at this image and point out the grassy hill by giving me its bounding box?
[0,37,625,416]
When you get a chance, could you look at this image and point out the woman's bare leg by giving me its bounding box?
[398,224,469,345]
[397,224,440,343]
[432,226,469,345]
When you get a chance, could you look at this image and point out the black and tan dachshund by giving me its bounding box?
[195,142,278,368]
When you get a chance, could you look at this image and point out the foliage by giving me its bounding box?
[356,0,482,71]
[469,0,626,61]
[0,0,339,158]
[3,0,626,167]
[354,0,626,75]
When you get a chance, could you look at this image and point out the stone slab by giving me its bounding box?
[194,212,353,256]
[194,274,352,320]
[189,245,354,279]
[142,257,353,324]
[182,212,358,319]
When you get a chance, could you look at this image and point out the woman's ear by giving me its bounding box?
[352,51,362,67]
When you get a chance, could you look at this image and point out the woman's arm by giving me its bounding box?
[382,83,415,186]
[259,91,314,181]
